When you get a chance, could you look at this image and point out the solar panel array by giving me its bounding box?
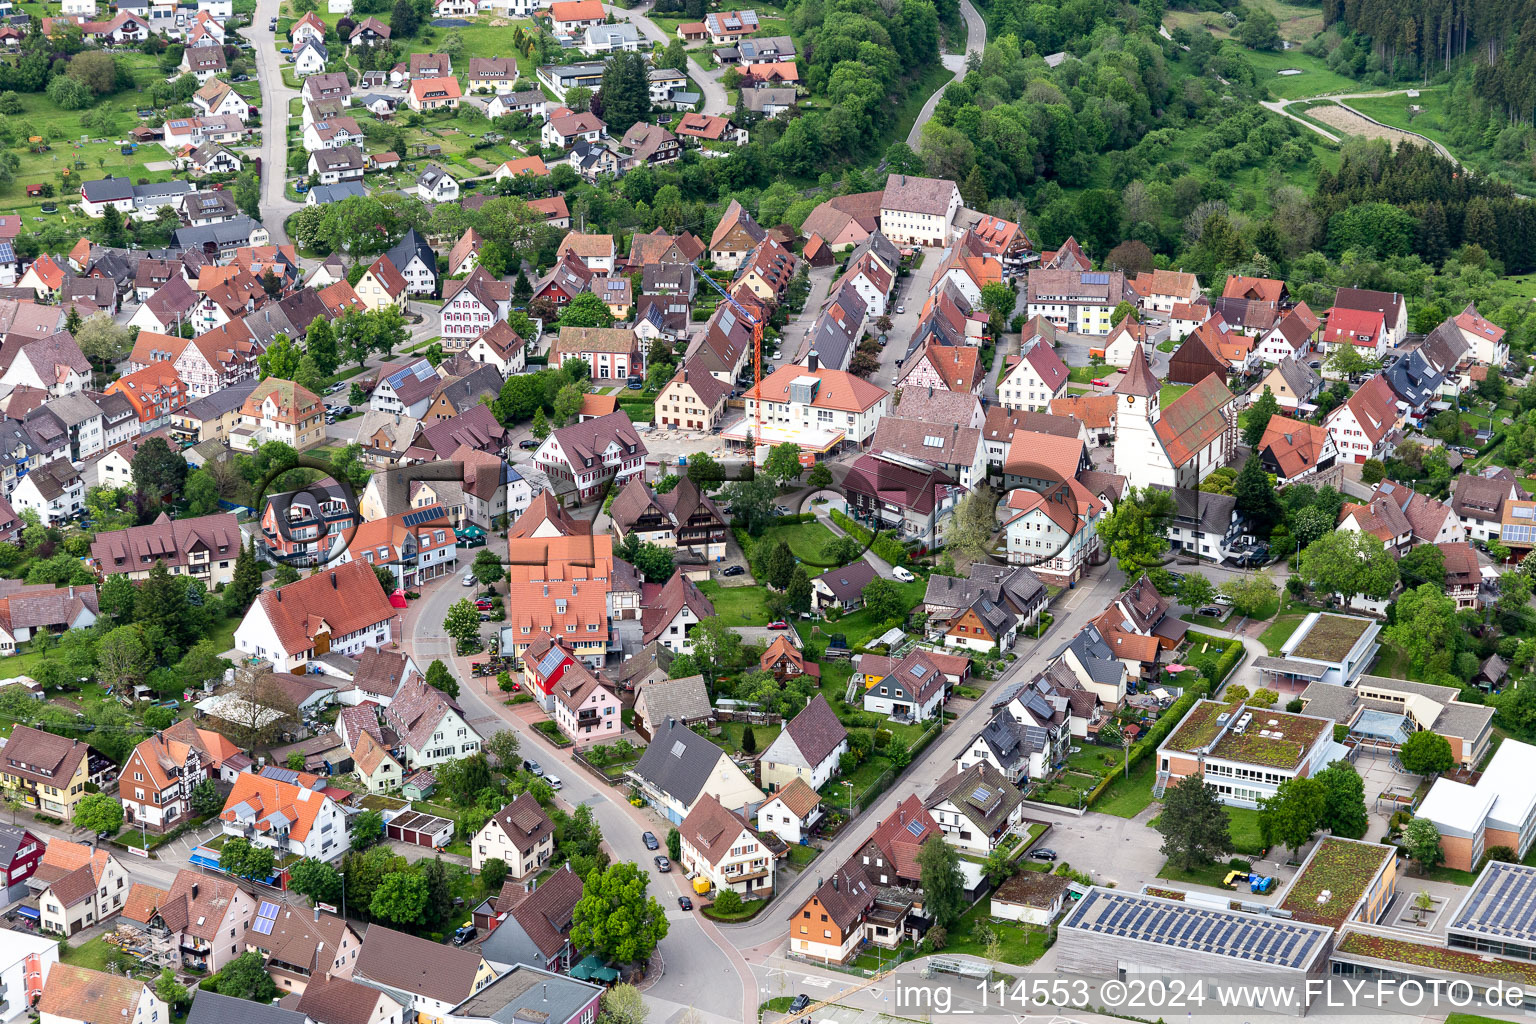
[251,901,280,935]
[402,507,440,528]
[259,766,299,785]
[905,820,926,837]
[1063,890,1325,970]
[1449,861,1536,940]
[1081,272,1109,285]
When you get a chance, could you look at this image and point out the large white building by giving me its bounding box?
[233,560,398,672]
[1113,350,1236,491]
[878,174,960,247]
[218,771,352,862]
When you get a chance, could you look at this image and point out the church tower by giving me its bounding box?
[1113,348,1170,488]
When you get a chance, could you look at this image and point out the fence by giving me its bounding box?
[714,708,783,726]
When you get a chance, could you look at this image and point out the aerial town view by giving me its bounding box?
[0,0,1530,1022]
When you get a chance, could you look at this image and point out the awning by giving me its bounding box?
[456,524,486,539]
[1252,656,1328,679]
[570,955,618,983]
[15,906,38,920]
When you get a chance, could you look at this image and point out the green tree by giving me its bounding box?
[1234,455,1283,533]
[1243,388,1281,449]
[982,845,1017,887]
[741,725,756,754]
[421,855,453,926]
[1315,759,1369,839]
[861,578,907,623]
[371,871,429,924]
[390,0,418,35]
[1399,731,1455,776]
[600,985,649,1024]
[1176,574,1216,610]
[1385,583,1460,676]
[665,827,681,860]
[785,566,812,614]
[685,452,722,487]
[1097,487,1174,573]
[349,382,366,406]
[286,753,306,771]
[1258,776,1325,859]
[570,861,670,962]
[72,792,123,835]
[759,540,796,589]
[444,598,483,653]
[1220,571,1278,617]
[1398,544,1447,590]
[155,968,188,1011]
[553,383,586,425]
[228,540,262,612]
[351,809,384,850]
[98,624,147,692]
[257,333,303,381]
[685,617,740,685]
[722,475,777,535]
[1156,773,1232,870]
[598,50,652,135]
[807,462,834,490]
[483,729,519,770]
[438,752,495,806]
[763,442,804,487]
[947,484,996,566]
[978,281,1015,334]
[712,888,743,914]
[472,547,506,589]
[288,858,343,906]
[1298,531,1398,604]
[822,534,864,566]
[215,952,279,1002]
[916,829,966,929]
[1402,818,1443,873]
[131,436,188,499]
[558,292,617,329]
[481,858,509,893]
[190,779,222,817]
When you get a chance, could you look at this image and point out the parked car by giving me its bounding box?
[337,405,352,416]
[895,305,905,314]
[642,831,659,850]
[891,566,915,582]
[1029,848,1058,861]
[474,598,494,611]
[789,996,812,1014]
[653,855,671,872]
[461,572,476,586]
[767,620,790,630]
[545,774,563,790]
[677,895,693,911]
[722,565,746,577]
[523,759,543,776]
[773,504,791,516]
[519,438,540,449]
[451,925,477,946]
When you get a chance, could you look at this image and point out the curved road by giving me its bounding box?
[603,3,730,117]
[905,0,984,149]
[244,0,303,244]
[1260,89,1461,166]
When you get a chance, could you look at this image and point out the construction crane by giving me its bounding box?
[690,259,765,439]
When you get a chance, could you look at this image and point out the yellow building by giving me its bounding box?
[1,725,95,820]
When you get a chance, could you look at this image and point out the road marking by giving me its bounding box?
[802,976,834,988]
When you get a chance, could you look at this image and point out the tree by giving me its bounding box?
[155,968,188,1011]
[288,858,343,906]
[215,952,279,1002]
[947,484,997,566]
[190,778,222,817]
[1258,776,1325,859]
[444,598,483,653]
[531,407,550,439]
[484,729,520,770]
[481,857,509,893]
[598,50,651,134]
[712,888,743,914]
[98,624,148,692]
[1220,571,1278,617]
[1242,388,1280,448]
[558,292,616,330]
[390,0,418,35]
[600,984,649,1024]
[806,462,833,491]
[228,539,262,612]
[72,792,123,835]
[785,566,811,614]
[438,752,494,806]
[351,809,384,850]
[421,855,453,926]
[982,846,1016,887]
[1398,544,1446,591]
[687,617,740,684]
[1402,818,1443,873]
[916,830,966,929]
[472,548,506,589]
[1399,731,1455,776]
[1385,584,1460,677]
[1298,531,1398,604]
[862,578,907,623]
[1176,574,1215,610]
[371,871,429,925]
[219,837,276,881]
[762,442,804,487]
[257,333,303,381]
[132,436,188,499]
[76,315,131,371]
[423,659,461,701]
[1361,459,1386,484]
[1234,455,1283,533]
[1097,487,1174,573]
[1156,773,1232,870]
[570,861,670,963]
[741,724,757,754]
[1315,759,1369,839]
[759,540,796,589]
[1250,688,1279,708]
[350,382,366,406]
[978,281,1014,334]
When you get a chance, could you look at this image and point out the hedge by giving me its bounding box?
[1121,678,1213,776]
[829,509,908,566]
[1185,631,1247,685]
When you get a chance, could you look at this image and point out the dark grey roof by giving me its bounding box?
[813,559,877,603]
[1273,355,1320,401]
[967,709,1042,768]
[850,230,899,272]
[0,822,32,863]
[310,182,368,203]
[183,379,258,421]
[172,217,263,250]
[189,991,308,1024]
[632,719,724,806]
[81,176,134,203]
[1383,348,1444,408]
[1060,623,1123,685]
[448,965,602,1024]
[1158,485,1239,534]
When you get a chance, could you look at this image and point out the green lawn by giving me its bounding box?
[940,897,1052,964]
[887,62,956,150]
[1157,858,1245,888]
[786,843,819,870]
[706,720,781,757]
[696,580,771,626]
[1370,642,1417,681]
[1091,754,1158,818]
[814,579,927,648]
[1239,46,1363,101]
[1258,614,1305,656]
[820,754,894,812]
[1225,807,1267,857]
[61,937,124,973]
[1447,1013,1526,1024]
[1159,384,1192,407]
[753,520,841,565]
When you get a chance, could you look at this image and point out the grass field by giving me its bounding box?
[1258,613,1304,655]
[1225,806,1267,856]
[696,579,772,625]
[1092,753,1158,818]
[61,937,126,973]
[1159,384,1191,406]
[813,578,927,648]
[753,519,839,564]
[1241,47,1362,101]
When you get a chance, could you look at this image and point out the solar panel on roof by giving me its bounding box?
[909,664,928,678]
[905,820,925,837]
[970,786,990,803]
[257,901,279,920]
[1081,272,1109,284]
[402,507,439,527]
[252,917,274,935]
[260,766,299,784]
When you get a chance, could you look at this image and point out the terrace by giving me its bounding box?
[1280,838,1395,928]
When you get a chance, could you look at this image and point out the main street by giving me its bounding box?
[242,0,302,245]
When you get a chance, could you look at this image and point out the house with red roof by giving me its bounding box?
[218,770,352,862]
[1113,348,1237,491]
[1324,373,1401,464]
[1322,306,1387,359]
[1453,303,1508,367]
[997,338,1069,412]
[233,559,398,672]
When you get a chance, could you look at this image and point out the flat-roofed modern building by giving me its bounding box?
[1057,888,1334,1015]
[1417,738,1536,871]
[1255,612,1381,690]
[1299,675,1493,769]
[1448,860,1536,960]
[1278,837,1397,931]
[1155,699,1342,808]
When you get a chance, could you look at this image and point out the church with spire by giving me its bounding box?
[1112,348,1239,491]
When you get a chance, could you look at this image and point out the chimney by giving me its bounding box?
[277,589,282,601]
[191,882,199,900]
[314,905,320,922]
[808,352,818,373]
[331,572,337,588]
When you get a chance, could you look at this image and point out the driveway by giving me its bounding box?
[603,4,730,116]
[242,0,303,243]
[904,0,985,149]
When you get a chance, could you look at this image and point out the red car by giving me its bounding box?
[767,620,790,630]
[475,598,494,611]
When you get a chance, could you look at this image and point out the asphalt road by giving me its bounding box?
[905,0,985,149]
[243,0,303,243]
[604,3,731,117]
